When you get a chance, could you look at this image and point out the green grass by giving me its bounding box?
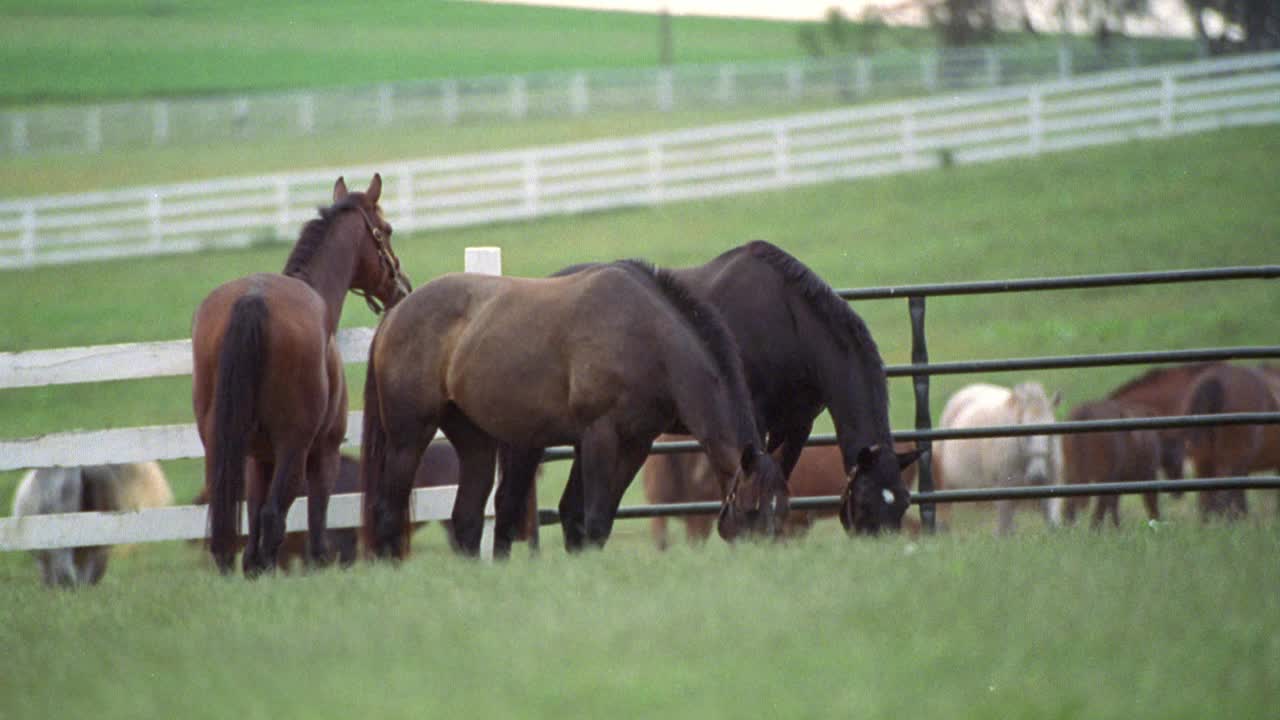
[0,0,933,107]
[1,521,1276,718]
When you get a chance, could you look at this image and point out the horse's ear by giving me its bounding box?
[333,176,349,203]
[366,173,382,204]
[896,448,923,470]
[857,444,882,468]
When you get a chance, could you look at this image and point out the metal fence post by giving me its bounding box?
[464,247,503,562]
[908,296,936,532]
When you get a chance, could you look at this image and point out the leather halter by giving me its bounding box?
[350,205,405,315]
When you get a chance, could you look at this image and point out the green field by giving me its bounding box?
[0,125,1276,718]
[0,0,932,107]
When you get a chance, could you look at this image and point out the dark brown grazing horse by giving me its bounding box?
[361,260,787,558]
[1061,398,1162,529]
[191,175,410,576]
[501,241,919,544]
[1181,364,1280,520]
[1107,363,1219,484]
[643,439,922,548]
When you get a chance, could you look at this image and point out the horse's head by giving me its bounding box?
[335,174,412,313]
[716,446,789,541]
[1012,383,1061,487]
[840,444,920,535]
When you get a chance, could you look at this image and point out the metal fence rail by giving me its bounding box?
[1,43,1192,158]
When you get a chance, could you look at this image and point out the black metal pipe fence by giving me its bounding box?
[532,266,1279,533]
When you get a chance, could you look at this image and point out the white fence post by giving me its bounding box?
[522,152,540,217]
[20,204,36,266]
[786,63,804,102]
[464,246,503,563]
[442,80,460,124]
[1028,89,1044,154]
[274,178,291,240]
[1058,45,1073,81]
[570,72,589,116]
[233,97,250,137]
[11,114,28,155]
[298,94,315,135]
[986,48,1002,86]
[902,110,917,166]
[378,84,394,127]
[510,76,528,119]
[647,139,664,205]
[152,101,170,145]
[922,54,939,93]
[1160,73,1176,135]
[86,107,102,154]
[147,192,163,250]
[856,56,871,98]
[397,171,415,231]
[773,123,790,185]
[657,68,674,112]
[718,63,735,104]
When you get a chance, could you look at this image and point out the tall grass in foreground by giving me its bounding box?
[1,522,1275,719]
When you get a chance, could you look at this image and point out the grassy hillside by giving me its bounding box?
[0,0,930,106]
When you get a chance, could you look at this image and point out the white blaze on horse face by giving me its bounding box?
[882,488,895,505]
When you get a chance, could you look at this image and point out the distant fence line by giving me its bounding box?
[1,51,1276,271]
[1,43,1194,158]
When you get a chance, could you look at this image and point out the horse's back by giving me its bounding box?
[935,383,1021,489]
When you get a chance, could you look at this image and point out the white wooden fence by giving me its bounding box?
[2,43,1185,158]
[2,52,1276,271]
[0,248,505,555]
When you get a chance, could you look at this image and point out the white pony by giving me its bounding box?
[933,382,1063,535]
[11,462,173,587]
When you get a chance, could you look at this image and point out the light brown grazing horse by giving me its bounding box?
[1061,398,1162,529]
[642,439,922,548]
[361,260,787,559]
[191,175,410,576]
[1181,364,1280,520]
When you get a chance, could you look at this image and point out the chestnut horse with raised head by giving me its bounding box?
[500,241,919,543]
[361,260,788,559]
[1181,364,1280,521]
[1061,398,1162,529]
[192,174,410,576]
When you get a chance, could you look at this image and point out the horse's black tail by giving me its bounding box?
[208,295,268,572]
[359,330,407,558]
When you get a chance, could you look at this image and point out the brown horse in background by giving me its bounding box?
[361,260,787,559]
[191,175,410,576]
[1061,398,1162,529]
[1181,364,1280,520]
[643,439,920,548]
[1107,363,1218,484]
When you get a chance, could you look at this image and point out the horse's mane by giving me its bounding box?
[283,196,363,279]
[1107,362,1216,398]
[613,259,756,439]
[742,240,891,432]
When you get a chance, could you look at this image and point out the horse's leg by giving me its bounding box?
[256,449,306,576]
[442,413,497,557]
[995,499,1015,536]
[581,432,652,549]
[494,444,544,559]
[1141,490,1160,521]
[305,446,340,568]
[558,458,586,552]
[767,419,815,480]
[241,459,269,574]
[375,436,431,560]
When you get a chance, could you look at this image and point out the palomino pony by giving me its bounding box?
[1181,364,1280,520]
[11,462,173,587]
[191,175,410,576]
[361,260,788,558]
[642,440,922,548]
[1061,398,1162,529]
[933,382,1063,535]
[500,241,919,543]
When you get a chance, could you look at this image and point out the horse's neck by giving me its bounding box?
[822,349,892,461]
[287,216,359,333]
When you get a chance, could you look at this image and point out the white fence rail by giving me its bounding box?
[2,52,1276,271]
[1,43,1188,158]
[0,249,503,554]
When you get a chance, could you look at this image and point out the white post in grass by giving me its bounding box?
[465,247,503,562]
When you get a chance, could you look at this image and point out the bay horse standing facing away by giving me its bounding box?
[502,241,918,544]
[1061,398,1162,529]
[11,462,172,587]
[1106,363,1218,484]
[933,382,1063,535]
[1181,364,1280,521]
[191,175,410,576]
[361,261,788,559]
